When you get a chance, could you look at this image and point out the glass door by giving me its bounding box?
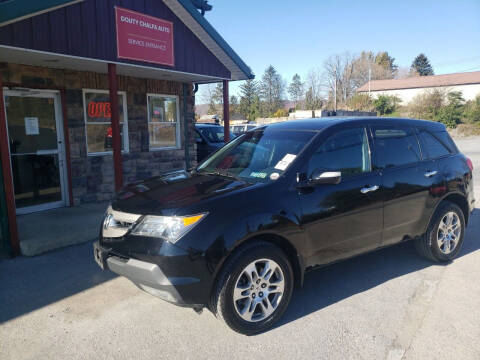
[4,90,68,214]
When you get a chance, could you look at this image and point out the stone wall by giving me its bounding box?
[1,62,197,205]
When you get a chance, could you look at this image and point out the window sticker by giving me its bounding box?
[250,171,267,179]
[270,172,280,180]
[274,153,297,171]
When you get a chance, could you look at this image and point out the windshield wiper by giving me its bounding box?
[201,170,242,181]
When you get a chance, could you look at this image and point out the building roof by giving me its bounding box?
[0,0,254,82]
[0,0,83,26]
[357,71,480,92]
[164,0,254,81]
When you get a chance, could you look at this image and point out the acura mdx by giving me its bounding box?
[94,117,475,335]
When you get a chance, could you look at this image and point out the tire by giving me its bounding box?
[210,241,294,335]
[415,201,465,262]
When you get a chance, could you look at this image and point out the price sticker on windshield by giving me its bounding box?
[274,153,297,171]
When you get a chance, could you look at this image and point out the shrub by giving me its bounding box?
[408,89,447,120]
[347,94,374,112]
[273,108,289,118]
[464,95,480,124]
[373,95,401,115]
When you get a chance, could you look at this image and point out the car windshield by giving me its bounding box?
[197,128,315,183]
[198,127,234,143]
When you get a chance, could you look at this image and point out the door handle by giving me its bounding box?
[424,170,438,178]
[361,185,379,194]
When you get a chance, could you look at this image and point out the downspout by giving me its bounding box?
[183,83,191,170]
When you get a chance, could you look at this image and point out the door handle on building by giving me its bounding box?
[361,185,379,194]
[424,170,438,178]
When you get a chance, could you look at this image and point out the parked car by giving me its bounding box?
[231,123,258,136]
[195,123,234,162]
[94,117,474,335]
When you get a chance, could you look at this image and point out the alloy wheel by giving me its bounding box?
[437,211,461,255]
[233,258,285,322]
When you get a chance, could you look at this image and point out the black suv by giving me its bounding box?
[94,117,475,335]
[195,123,234,162]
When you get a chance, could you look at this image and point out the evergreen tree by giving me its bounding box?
[374,51,398,78]
[411,54,434,76]
[259,65,285,116]
[238,79,259,121]
[287,73,304,109]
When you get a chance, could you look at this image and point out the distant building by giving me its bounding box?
[357,71,480,103]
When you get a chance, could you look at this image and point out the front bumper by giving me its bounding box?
[93,241,204,308]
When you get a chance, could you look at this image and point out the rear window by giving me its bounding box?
[418,130,455,159]
[372,126,421,169]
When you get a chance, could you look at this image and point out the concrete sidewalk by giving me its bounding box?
[17,202,107,256]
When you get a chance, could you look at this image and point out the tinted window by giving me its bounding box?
[419,130,454,159]
[308,128,371,177]
[197,129,315,183]
[373,126,421,168]
[198,127,233,143]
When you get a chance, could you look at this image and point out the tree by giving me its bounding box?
[375,51,398,79]
[259,65,285,116]
[287,74,304,109]
[411,54,434,76]
[238,79,259,121]
[229,95,239,117]
[323,53,355,109]
[304,68,323,110]
[202,83,223,115]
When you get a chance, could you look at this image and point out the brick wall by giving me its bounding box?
[1,62,197,205]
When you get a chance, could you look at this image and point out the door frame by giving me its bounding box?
[3,88,70,214]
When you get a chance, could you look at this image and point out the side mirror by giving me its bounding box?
[309,169,341,185]
[196,137,204,144]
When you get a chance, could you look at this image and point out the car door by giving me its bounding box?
[195,130,209,162]
[370,124,439,245]
[298,125,383,267]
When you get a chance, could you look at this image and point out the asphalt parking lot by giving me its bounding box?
[1,137,479,360]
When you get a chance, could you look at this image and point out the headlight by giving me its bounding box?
[131,213,207,243]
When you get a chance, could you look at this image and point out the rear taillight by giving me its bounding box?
[466,158,473,172]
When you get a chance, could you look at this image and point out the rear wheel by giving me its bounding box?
[415,201,465,262]
[210,241,294,335]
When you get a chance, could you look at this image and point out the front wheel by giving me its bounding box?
[210,241,294,335]
[415,201,465,262]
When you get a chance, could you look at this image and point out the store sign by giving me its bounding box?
[88,101,111,118]
[115,6,174,66]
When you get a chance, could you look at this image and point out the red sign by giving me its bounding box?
[115,7,174,66]
[88,101,111,118]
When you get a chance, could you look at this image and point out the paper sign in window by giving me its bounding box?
[24,117,39,135]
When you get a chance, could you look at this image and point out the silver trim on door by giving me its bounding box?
[424,170,438,178]
[361,185,380,194]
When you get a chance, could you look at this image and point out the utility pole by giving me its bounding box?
[368,65,371,96]
[333,67,337,113]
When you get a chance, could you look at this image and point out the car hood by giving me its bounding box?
[112,170,258,215]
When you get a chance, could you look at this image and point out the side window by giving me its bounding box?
[308,128,371,178]
[419,130,453,159]
[372,126,421,169]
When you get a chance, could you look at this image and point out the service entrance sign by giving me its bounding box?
[115,7,174,66]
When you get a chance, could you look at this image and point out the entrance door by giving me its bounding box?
[3,89,68,214]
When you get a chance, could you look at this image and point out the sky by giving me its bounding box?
[197,0,480,102]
